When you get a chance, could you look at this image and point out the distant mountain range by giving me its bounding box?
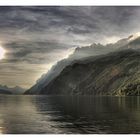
[0,85,25,95]
[0,88,12,95]
[24,34,140,96]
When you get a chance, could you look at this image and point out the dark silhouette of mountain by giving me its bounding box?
[10,86,26,94]
[0,88,13,95]
[0,85,25,94]
[25,34,140,95]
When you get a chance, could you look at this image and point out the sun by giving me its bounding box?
[0,46,6,60]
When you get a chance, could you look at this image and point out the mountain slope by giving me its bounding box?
[25,34,140,95]
[39,49,140,96]
[25,43,115,94]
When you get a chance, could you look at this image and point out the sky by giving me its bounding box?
[0,6,140,89]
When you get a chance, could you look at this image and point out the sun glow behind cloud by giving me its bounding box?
[0,46,6,60]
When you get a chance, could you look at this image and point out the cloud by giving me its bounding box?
[4,41,75,64]
[0,6,139,88]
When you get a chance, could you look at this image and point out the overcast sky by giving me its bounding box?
[0,6,140,88]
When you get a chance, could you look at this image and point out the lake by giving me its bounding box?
[0,95,140,134]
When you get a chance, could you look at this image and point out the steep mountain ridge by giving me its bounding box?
[40,49,140,96]
[25,34,140,95]
[25,43,115,94]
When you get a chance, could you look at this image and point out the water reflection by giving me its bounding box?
[34,96,140,134]
[0,95,140,133]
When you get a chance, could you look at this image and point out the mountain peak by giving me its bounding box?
[128,32,140,41]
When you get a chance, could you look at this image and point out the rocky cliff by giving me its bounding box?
[40,49,140,96]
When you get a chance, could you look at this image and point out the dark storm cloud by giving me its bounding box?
[0,6,140,88]
[1,6,139,60]
[0,6,137,36]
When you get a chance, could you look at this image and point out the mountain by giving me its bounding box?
[0,88,13,95]
[39,49,140,96]
[10,86,26,94]
[25,34,140,95]
[0,85,25,94]
[25,43,115,94]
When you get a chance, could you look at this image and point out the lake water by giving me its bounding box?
[0,95,140,134]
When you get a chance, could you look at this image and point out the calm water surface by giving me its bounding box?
[0,95,140,134]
